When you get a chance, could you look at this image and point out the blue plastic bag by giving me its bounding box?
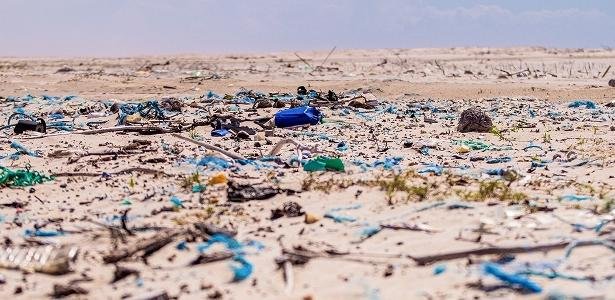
[274,107,322,128]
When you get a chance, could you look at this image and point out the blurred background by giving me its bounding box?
[1,0,614,57]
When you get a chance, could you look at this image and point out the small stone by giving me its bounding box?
[383,264,394,277]
[609,79,615,87]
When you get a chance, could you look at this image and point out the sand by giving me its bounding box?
[0,47,614,299]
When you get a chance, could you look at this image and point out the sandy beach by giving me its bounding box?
[1,47,614,299]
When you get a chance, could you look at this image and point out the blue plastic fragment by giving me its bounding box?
[176,240,188,250]
[211,128,230,137]
[523,143,543,151]
[24,229,64,237]
[352,157,403,171]
[170,195,183,208]
[359,225,382,239]
[418,164,443,176]
[48,112,64,120]
[483,263,542,293]
[324,213,356,223]
[486,156,512,164]
[559,194,592,201]
[531,161,547,168]
[324,204,362,223]
[274,106,322,128]
[197,233,255,282]
[568,100,596,109]
[230,256,253,282]
[433,264,446,275]
[9,140,41,159]
[337,141,348,152]
[194,156,233,170]
[485,168,506,176]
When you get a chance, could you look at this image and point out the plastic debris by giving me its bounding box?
[9,140,42,159]
[486,156,512,164]
[433,264,446,275]
[0,245,78,275]
[559,194,592,201]
[24,229,64,237]
[482,263,542,293]
[324,204,361,223]
[0,166,53,187]
[274,106,322,128]
[194,156,233,170]
[303,156,345,172]
[170,195,183,208]
[458,140,490,151]
[418,164,443,176]
[197,234,255,282]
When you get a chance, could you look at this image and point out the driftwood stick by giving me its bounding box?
[52,167,171,177]
[20,126,173,139]
[171,133,245,160]
[409,238,615,266]
[190,251,234,266]
[103,231,182,264]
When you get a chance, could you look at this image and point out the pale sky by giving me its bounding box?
[1,0,614,57]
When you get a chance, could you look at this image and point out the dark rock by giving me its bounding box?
[51,284,88,298]
[271,201,304,220]
[457,107,493,133]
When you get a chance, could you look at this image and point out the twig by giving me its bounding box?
[316,46,337,70]
[434,60,445,76]
[294,52,313,70]
[120,209,134,236]
[601,65,611,78]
